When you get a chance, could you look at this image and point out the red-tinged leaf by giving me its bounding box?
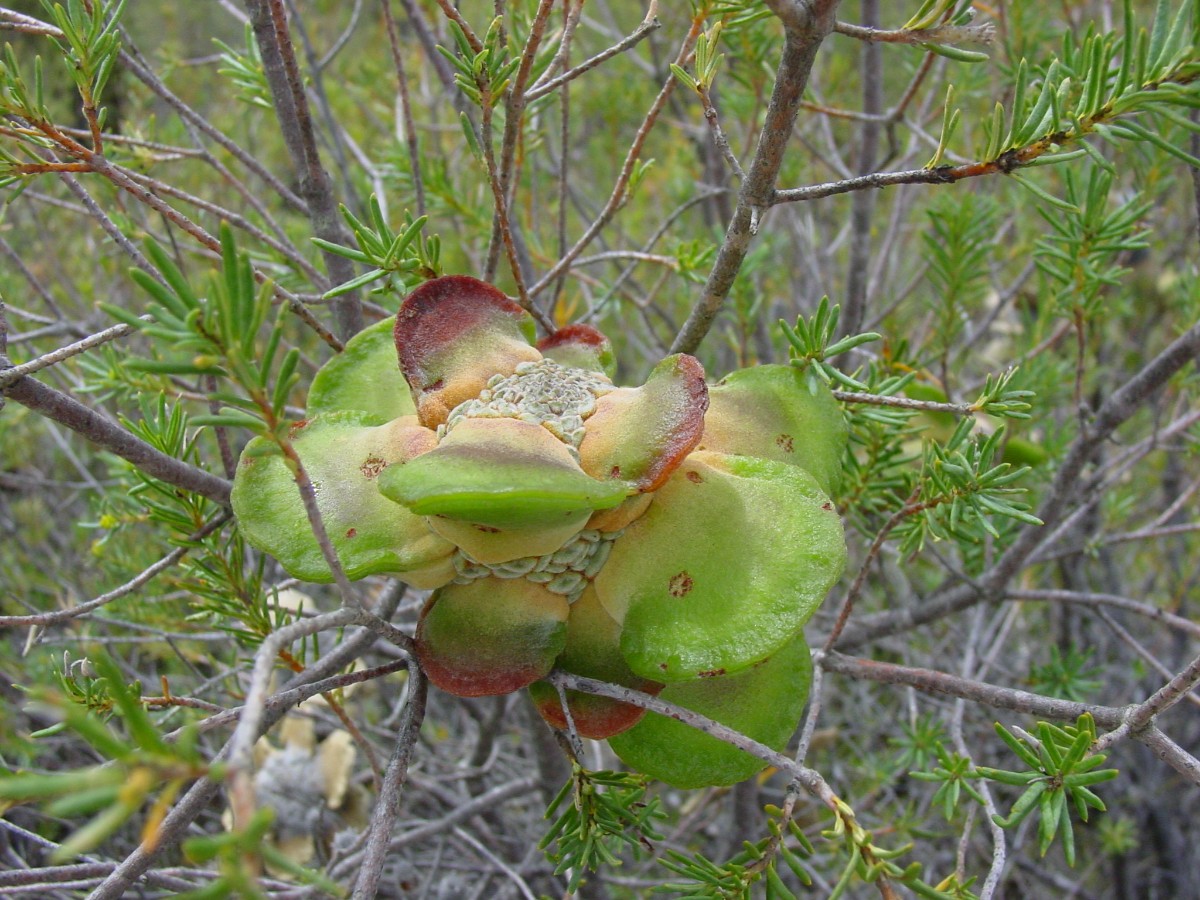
[416,578,569,697]
[394,276,539,427]
[529,586,663,739]
[578,354,708,492]
[536,324,615,377]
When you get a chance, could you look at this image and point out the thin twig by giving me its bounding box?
[820,652,1126,727]
[244,0,363,339]
[526,7,660,101]
[0,318,145,391]
[0,514,230,628]
[528,15,703,301]
[834,19,995,46]
[823,489,924,651]
[351,661,427,900]
[1095,608,1200,709]
[225,607,364,829]
[832,388,975,414]
[381,0,425,216]
[480,0,556,328]
[1095,651,1200,751]
[330,776,539,879]
[117,43,307,212]
[695,82,746,180]
[1004,589,1200,640]
[2,376,232,505]
[670,2,840,355]
[840,0,883,341]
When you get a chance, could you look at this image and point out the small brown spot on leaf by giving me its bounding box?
[668,571,693,598]
[686,470,703,484]
[776,434,794,453]
[659,663,669,671]
[360,457,388,479]
[346,528,358,538]
[822,501,833,511]
[473,524,501,533]
[697,668,726,678]
[288,419,309,438]
[610,465,622,478]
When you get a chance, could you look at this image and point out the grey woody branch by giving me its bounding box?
[671,0,842,355]
[2,375,232,505]
[819,653,1200,785]
[243,0,363,340]
[351,662,427,900]
[833,20,996,46]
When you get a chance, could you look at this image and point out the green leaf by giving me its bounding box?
[1009,173,1079,211]
[597,452,845,682]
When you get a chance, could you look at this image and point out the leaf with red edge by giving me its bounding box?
[394,275,540,427]
[536,324,615,378]
[529,586,662,739]
[416,578,569,697]
[578,354,708,492]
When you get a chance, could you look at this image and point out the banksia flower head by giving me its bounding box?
[232,275,848,786]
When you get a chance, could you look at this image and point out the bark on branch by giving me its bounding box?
[671,0,842,355]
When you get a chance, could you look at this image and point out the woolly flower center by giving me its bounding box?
[441,359,623,601]
[441,358,615,450]
[451,528,619,604]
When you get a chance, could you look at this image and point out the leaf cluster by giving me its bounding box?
[1034,165,1151,312]
[671,22,725,94]
[540,765,665,893]
[313,197,441,300]
[904,0,991,64]
[657,804,815,900]
[438,16,519,109]
[910,744,987,822]
[0,654,207,863]
[213,24,273,112]
[108,225,298,435]
[780,297,882,391]
[977,0,1199,186]
[974,715,1118,866]
[1027,646,1104,702]
[896,418,1042,557]
[821,796,965,900]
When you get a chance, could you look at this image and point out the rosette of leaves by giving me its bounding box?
[232,276,847,787]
